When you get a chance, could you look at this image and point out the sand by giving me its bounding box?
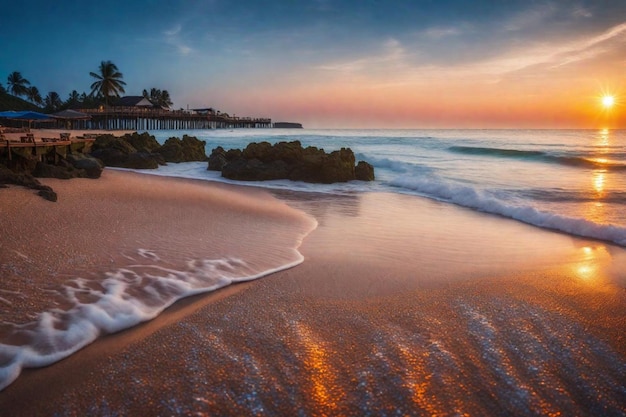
[0,170,625,416]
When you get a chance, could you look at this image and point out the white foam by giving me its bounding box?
[0,250,306,391]
[390,174,626,247]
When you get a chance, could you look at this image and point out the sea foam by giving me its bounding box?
[0,250,308,391]
[389,174,626,247]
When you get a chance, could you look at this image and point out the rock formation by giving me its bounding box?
[91,132,207,169]
[208,140,375,183]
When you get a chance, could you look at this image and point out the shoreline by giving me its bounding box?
[1,169,625,415]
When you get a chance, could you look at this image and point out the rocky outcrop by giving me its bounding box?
[65,154,104,179]
[91,133,207,168]
[355,160,375,181]
[156,135,207,163]
[208,140,375,183]
[91,133,163,169]
[0,165,57,201]
[32,155,104,180]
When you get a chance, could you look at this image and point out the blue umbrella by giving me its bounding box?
[0,110,53,129]
[0,111,52,120]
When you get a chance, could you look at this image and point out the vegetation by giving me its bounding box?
[89,61,127,106]
[143,88,173,108]
[1,61,174,112]
[26,86,43,106]
[44,91,63,112]
[0,89,41,111]
[6,71,31,97]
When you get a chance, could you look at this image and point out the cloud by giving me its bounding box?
[163,24,193,56]
[482,21,626,75]
[316,38,408,75]
[421,26,462,39]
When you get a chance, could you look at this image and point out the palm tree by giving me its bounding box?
[89,60,126,105]
[44,91,62,112]
[65,90,81,108]
[26,86,43,106]
[144,87,173,108]
[7,71,31,97]
[158,89,173,108]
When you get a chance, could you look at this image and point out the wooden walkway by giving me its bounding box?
[75,108,272,130]
[1,132,93,162]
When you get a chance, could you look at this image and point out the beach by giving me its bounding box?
[0,169,625,416]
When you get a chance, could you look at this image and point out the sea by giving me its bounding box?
[146,128,626,247]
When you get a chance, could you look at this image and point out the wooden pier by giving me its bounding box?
[73,108,272,130]
[1,132,94,163]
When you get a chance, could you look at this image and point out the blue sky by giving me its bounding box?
[1,0,625,127]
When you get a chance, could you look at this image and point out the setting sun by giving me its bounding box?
[602,95,615,108]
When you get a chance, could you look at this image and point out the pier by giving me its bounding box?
[1,131,94,162]
[73,108,272,130]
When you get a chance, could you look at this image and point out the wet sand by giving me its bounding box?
[0,171,625,416]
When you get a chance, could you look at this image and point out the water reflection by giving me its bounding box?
[572,244,611,284]
[585,129,612,222]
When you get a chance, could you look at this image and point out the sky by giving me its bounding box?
[1,0,625,128]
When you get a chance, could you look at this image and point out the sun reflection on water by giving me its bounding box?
[584,129,613,223]
[572,244,612,284]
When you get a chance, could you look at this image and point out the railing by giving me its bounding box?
[75,108,271,123]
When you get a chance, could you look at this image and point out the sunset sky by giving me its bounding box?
[1,0,625,128]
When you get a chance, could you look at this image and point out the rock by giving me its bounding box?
[242,141,273,161]
[221,158,290,181]
[0,165,57,201]
[66,154,104,179]
[125,152,161,169]
[37,187,57,202]
[355,161,375,181]
[92,134,137,154]
[33,162,75,179]
[207,146,228,171]
[90,148,128,167]
[91,133,162,169]
[157,135,207,163]
[319,148,356,183]
[124,132,161,153]
[217,141,375,183]
[91,147,161,169]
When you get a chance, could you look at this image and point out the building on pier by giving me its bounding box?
[72,97,272,130]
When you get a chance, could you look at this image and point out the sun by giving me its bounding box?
[602,95,615,109]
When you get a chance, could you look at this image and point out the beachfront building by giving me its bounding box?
[74,97,271,130]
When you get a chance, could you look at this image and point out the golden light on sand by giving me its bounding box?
[602,95,615,108]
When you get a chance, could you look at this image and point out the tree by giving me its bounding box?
[65,90,81,108]
[7,71,31,97]
[0,83,6,94]
[143,87,173,108]
[89,60,126,105]
[26,86,43,106]
[44,91,62,112]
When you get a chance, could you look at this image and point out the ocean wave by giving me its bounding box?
[516,189,626,204]
[449,146,626,171]
[449,146,545,159]
[389,175,626,247]
[0,251,307,392]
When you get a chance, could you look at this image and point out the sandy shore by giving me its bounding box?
[0,171,625,416]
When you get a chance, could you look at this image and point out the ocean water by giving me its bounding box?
[147,128,626,247]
